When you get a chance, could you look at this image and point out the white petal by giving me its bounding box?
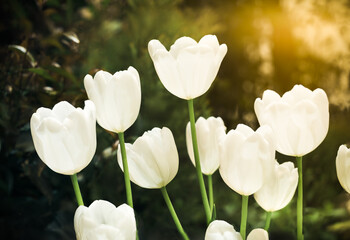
[247,229,269,240]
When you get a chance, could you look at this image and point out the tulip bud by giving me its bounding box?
[117,127,179,189]
[74,200,136,240]
[30,101,96,175]
[336,145,350,193]
[148,35,227,100]
[84,66,141,133]
[186,116,226,175]
[254,161,298,212]
[219,124,275,196]
[254,84,329,157]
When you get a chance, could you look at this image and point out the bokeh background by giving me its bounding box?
[1,0,350,239]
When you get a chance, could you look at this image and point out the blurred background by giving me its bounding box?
[1,0,350,239]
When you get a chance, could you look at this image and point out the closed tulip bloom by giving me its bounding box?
[186,116,226,175]
[254,161,298,212]
[30,101,96,175]
[219,124,275,196]
[205,220,269,240]
[117,127,178,189]
[336,145,350,193]
[74,200,136,240]
[254,84,329,157]
[84,66,141,133]
[148,35,227,100]
[205,220,242,240]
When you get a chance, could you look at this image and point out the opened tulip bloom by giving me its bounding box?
[219,124,275,196]
[148,35,227,100]
[30,101,96,175]
[74,200,136,240]
[117,127,178,189]
[186,116,226,175]
[254,161,298,212]
[336,145,350,193]
[254,84,329,157]
[205,220,269,240]
[84,66,141,133]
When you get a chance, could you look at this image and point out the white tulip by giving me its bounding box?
[117,127,178,189]
[186,116,226,175]
[74,200,136,240]
[247,229,269,240]
[84,66,141,133]
[254,84,329,157]
[219,124,275,196]
[30,101,96,175]
[205,220,269,240]
[336,145,350,193]
[205,220,242,240]
[148,35,227,100]
[254,161,298,212]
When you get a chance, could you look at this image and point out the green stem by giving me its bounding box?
[187,99,211,224]
[118,132,133,208]
[240,195,249,240]
[161,187,190,240]
[264,211,272,231]
[208,174,214,215]
[297,156,303,240]
[70,174,84,206]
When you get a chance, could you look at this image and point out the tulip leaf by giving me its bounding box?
[28,67,55,82]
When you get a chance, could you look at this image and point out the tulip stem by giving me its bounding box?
[208,174,214,216]
[187,99,211,224]
[70,174,84,206]
[240,195,249,240]
[264,211,272,231]
[118,132,134,208]
[297,156,303,240]
[161,187,190,240]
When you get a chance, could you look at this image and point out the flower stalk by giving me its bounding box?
[297,156,303,240]
[161,187,190,240]
[208,174,214,216]
[264,211,272,231]
[118,132,134,208]
[240,195,249,240]
[70,174,84,206]
[187,99,211,224]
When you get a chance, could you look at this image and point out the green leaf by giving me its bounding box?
[28,68,55,81]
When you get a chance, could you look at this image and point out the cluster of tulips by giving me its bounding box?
[30,34,350,240]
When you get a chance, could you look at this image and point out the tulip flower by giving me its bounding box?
[255,84,329,240]
[149,34,227,223]
[74,200,136,240]
[219,124,274,239]
[205,220,269,240]
[336,145,350,194]
[148,34,227,100]
[186,116,226,216]
[30,100,96,175]
[117,127,178,189]
[84,66,141,133]
[186,116,226,175]
[84,66,141,207]
[254,161,298,230]
[219,124,275,196]
[30,100,96,205]
[254,84,329,157]
[118,127,189,239]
